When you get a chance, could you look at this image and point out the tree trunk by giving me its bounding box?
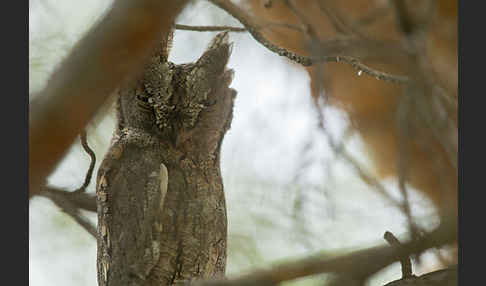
[96,32,236,286]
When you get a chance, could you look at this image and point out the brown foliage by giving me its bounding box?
[245,0,457,213]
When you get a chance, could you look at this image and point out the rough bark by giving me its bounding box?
[96,32,236,286]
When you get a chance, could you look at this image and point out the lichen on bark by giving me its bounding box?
[96,31,236,286]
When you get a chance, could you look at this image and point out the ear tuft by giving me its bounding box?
[207,31,230,50]
[195,31,233,77]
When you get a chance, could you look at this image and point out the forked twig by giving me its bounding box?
[40,186,97,238]
[39,131,98,237]
[384,231,414,279]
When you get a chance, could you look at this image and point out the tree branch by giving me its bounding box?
[175,24,246,32]
[40,187,97,213]
[208,0,313,65]
[384,231,413,279]
[39,186,97,238]
[29,0,189,198]
[383,266,457,286]
[316,0,353,35]
[207,0,409,83]
[317,124,402,209]
[37,131,98,236]
[175,23,302,33]
[74,130,96,193]
[190,217,456,286]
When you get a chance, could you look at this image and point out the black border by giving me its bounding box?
[459,1,474,286]
[6,0,28,284]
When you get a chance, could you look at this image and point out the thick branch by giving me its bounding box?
[191,217,456,286]
[384,267,457,286]
[29,0,188,198]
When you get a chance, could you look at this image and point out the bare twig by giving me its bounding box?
[414,96,458,171]
[75,130,96,193]
[316,0,361,36]
[282,0,318,39]
[209,0,313,65]
[175,24,246,32]
[40,187,97,212]
[37,131,98,236]
[39,187,97,238]
[208,0,409,83]
[316,117,402,209]
[353,6,391,28]
[332,139,400,208]
[175,22,303,33]
[384,231,414,279]
[261,22,305,33]
[334,56,409,83]
[396,89,421,240]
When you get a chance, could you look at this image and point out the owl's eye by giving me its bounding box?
[137,93,148,102]
[136,94,153,113]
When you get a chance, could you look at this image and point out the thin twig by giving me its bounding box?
[330,56,409,83]
[37,131,98,236]
[39,187,97,238]
[384,231,414,279]
[40,187,97,212]
[316,0,360,36]
[175,22,303,33]
[261,22,305,33]
[208,0,409,83]
[316,113,402,209]
[352,6,391,28]
[75,130,96,193]
[209,0,313,65]
[282,0,318,39]
[62,206,97,239]
[396,89,420,241]
[175,24,246,32]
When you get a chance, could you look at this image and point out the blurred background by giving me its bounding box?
[29,0,448,285]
